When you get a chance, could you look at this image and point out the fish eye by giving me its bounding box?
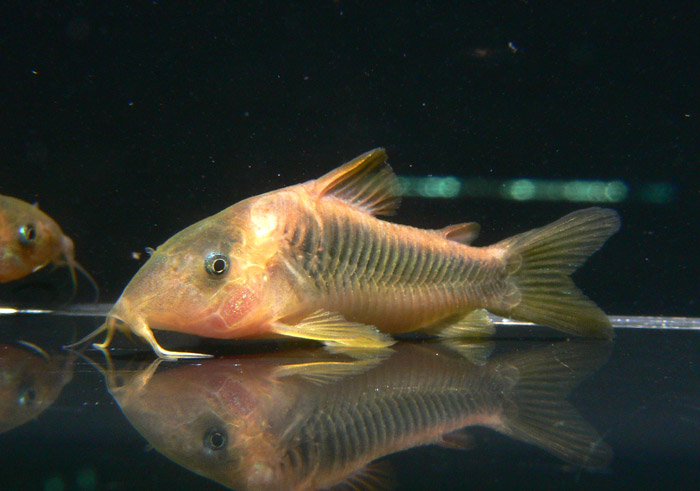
[18,224,37,245]
[18,385,37,406]
[205,252,229,276]
[203,427,227,451]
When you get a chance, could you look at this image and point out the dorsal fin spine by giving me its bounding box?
[313,148,401,216]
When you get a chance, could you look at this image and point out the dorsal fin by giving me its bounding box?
[435,222,480,244]
[312,148,401,216]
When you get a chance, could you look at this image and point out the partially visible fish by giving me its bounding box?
[0,342,74,434]
[0,194,98,298]
[76,148,620,358]
[94,341,612,490]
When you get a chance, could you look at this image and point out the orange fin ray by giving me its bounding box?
[312,148,401,216]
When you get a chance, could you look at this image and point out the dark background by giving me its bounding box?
[1,1,697,315]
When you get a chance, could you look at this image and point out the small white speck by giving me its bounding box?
[31,69,38,75]
[508,41,519,53]
[127,101,134,106]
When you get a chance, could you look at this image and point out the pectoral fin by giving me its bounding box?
[271,310,395,348]
[128,318,213,360]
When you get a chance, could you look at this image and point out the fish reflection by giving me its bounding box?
[0,343,74,434]
[96,341,611,490]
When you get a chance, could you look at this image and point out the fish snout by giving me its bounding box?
[115,256,208,329]
[59,234,76,264]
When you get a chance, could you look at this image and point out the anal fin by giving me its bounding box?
[432,309,495,338]
[440,339,495,366]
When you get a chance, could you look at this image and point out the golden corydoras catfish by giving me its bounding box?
[0,194,97,296]
[79,149,620,358]
[98,341,612,490]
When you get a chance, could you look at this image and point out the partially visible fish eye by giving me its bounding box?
[17,385,37,406]
[205,252,229,276]
[203,427,227,451]
[18,224,37,245]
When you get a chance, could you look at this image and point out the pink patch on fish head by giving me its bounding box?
[218,285,258,327]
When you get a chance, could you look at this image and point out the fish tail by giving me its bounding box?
[491,207,621,339]
[499,341,613,468]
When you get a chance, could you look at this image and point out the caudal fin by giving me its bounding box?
[492,208,620,339]
[500,341,613,469]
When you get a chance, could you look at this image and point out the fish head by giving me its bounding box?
[107,356,285,490]
[109,209,268,337]
[0,344,74,434]
[0,197,67,282]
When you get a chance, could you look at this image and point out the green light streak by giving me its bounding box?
[398,175,673,204]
